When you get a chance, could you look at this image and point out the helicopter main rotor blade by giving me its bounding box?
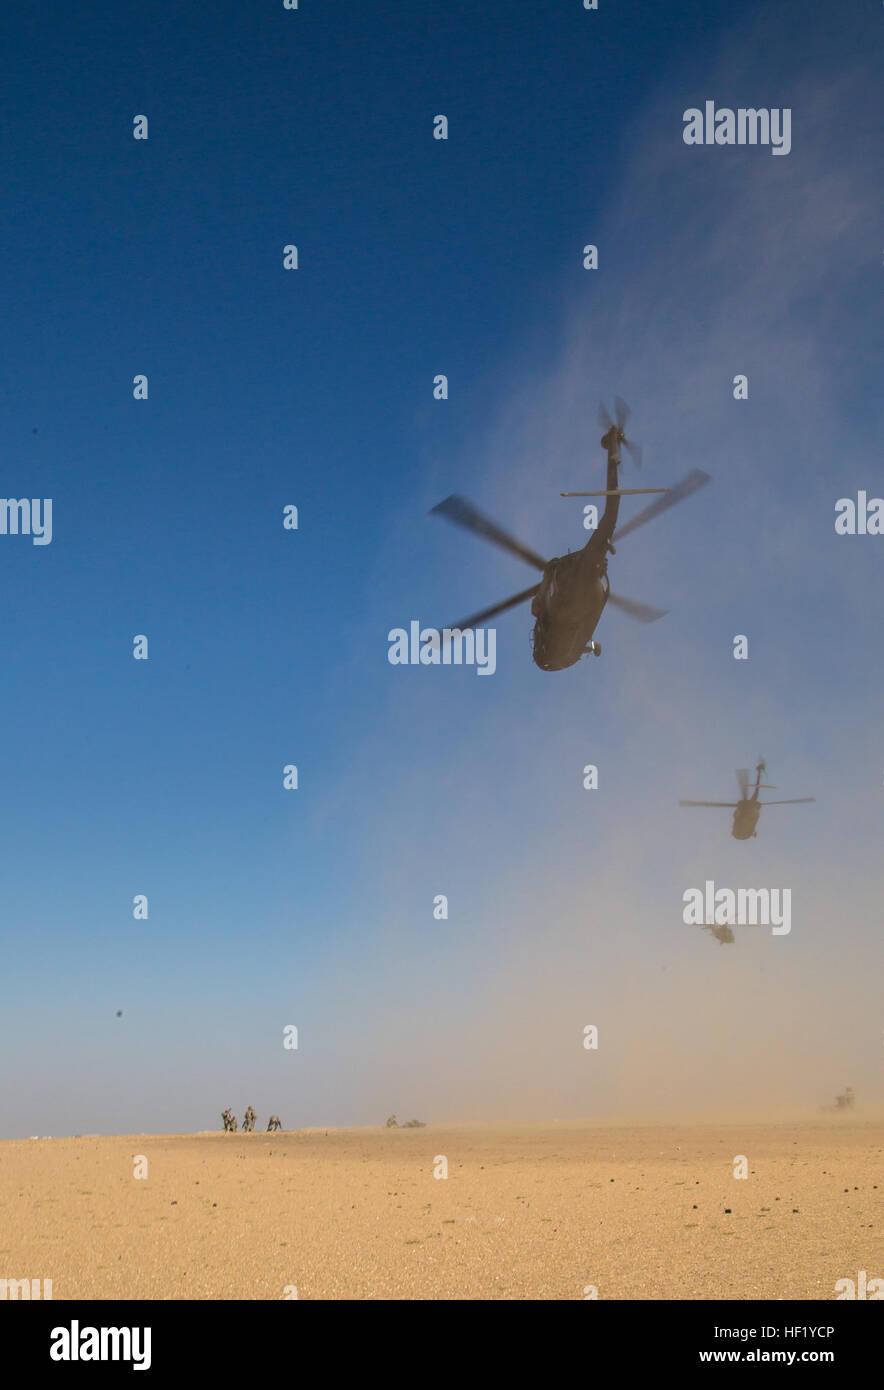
[445,584,541,632]
[430,495,548,571]
[607,592,668,624]
[679,800,740,808]
[561,488,669,497]
[737,768,750,798]
[614,468,711,541]
[759,798,816,805]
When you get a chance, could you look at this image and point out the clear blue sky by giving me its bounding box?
[1,1,881,1136]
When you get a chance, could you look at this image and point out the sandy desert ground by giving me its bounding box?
[1,1120,881,1300]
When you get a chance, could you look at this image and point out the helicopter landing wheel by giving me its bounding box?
[588,641,601,657]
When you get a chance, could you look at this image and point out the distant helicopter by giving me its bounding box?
[702,923,735,946]
[679,760,814,839]
[430,398,711,672]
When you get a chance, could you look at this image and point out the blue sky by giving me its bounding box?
[1,1,882,1136]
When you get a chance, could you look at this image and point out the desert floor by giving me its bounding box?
[1,1120,881,1299]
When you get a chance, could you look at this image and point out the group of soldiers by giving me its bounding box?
[221,1108,426,1132]
[221,1107,282,1132]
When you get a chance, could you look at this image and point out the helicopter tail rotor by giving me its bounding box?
[754,758,777,788]
[622,436,643,468]
[614,396,643,467]
[598,397,642,467]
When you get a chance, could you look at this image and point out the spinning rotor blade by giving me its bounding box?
[679,800,739,808]
[614,468,711,541]
[430,495,547,571]
[598,399,642,465]
[623,436,643,468]
[737,768,750,798]
[759,798,816,806]
[613,399,642,466]
[607,592,668,624]
[447,584,541,632]
[608,400,642,464]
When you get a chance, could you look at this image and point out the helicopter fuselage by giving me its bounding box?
[530,438,620,671]
[732,799,761,839]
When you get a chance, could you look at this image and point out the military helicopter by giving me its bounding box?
[679,760,814,839]
[702,923,735,946]
[430,399,711,671]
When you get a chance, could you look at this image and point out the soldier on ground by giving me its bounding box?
[267,1115,282,1131]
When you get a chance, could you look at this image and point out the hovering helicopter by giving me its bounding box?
[679,760,815,839]
[702,923,735,946]
[430,399,711,672]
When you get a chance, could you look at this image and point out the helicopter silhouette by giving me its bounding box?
[679,760,814,839]
[430,399,711,672]
[702,923,735,946]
